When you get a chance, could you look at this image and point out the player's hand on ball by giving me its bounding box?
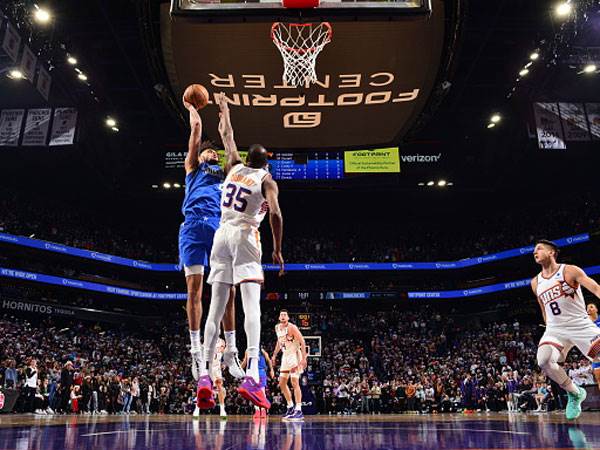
[182,94,194,110]
[273,250,285,276]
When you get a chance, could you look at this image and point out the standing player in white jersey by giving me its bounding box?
[198,93,284,410]
[272,310,307,421]
[587,302,600,389]
[532,240,600,420]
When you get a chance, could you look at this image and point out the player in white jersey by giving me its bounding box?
[197,93,284,411]
[193,338,228,418]
[532,240,600,420]
[587,302,600,389]
[272,310,307,421]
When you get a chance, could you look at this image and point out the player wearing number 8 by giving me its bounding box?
[531,239,600,420]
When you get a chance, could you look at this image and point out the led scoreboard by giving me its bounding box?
[268,152,343,180]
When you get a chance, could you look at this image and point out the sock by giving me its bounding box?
[287,402,293,408]
[202,282,231,377]
[190,330,202,353]
[240,282,261,382]
[224,330,237,351]
[255,405,260,412]
[295,403,302,411]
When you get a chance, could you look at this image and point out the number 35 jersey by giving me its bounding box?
[219,163,269,229]
[536,264,587,327]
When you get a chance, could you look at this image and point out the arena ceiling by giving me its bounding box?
[0,0,599,200]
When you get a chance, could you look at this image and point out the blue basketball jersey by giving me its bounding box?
[182,163,224,221]
[258,353,267,377]
[594,317,600,328]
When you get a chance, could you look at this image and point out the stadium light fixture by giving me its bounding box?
[426,181,434,186]
[418,182,425,186]
[530,52,540,61]
[487,123,496,129]
[106,118,117,127]
[490,114,501,123]
[519,68,529,77]
[555,2,573,17]
[77,73,88,81]
[33,5,51,24]
[7,69,24,80]
[111,127,119,132]
[583,64,597,74]
[151,185,158,189]
[163,183,171,189]
[67,56,77,65]
[438,180,447,187]
[174,183,181,188]
[447,182,454,186]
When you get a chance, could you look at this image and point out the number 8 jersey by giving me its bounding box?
[220,164,269,228]
[536,264,587,327]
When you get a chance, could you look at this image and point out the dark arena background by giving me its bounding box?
[1,0,600,449]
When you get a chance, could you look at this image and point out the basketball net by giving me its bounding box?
[271,22,332,88]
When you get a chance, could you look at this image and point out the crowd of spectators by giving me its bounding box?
[2,190,599,265]
[1,305,595,416]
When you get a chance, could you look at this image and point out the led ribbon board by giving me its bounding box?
[0,232,590,272]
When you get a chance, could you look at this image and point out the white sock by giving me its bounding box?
[224,330,237,351]
[287,402,293,409]
[202,282,231,377]
[295,403,302,411]
[190,330,202,353]
[240,282,261,382]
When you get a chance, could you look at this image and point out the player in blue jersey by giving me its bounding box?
[242,347,275,419]
[180,98,244,410]
[587,302,600,389]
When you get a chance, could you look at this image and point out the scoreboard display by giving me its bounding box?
[269,152,344,180]
[294,313,312,330]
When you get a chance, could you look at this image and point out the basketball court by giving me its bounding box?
[1,413,599,450]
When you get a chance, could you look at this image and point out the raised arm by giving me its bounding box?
[183,97,202,175]
[216,93,242,174]
[531,277,546,324]
[566,265,600,298]
[263,174,284,276]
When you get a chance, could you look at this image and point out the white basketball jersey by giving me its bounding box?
[536,264,587,327]
[276,324,299,355]
[220,164,269,228]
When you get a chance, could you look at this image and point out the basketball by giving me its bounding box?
[183,84,210,110]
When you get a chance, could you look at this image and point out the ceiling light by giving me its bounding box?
[555,2,572,17]
[447,182,454,186]
[163,183,171,189]
[426,181,434,186]
[67,56,77,65]
[530,52,539,61]
[33,7,51,23]
[111,127,119,132]
[583,64,597,74]
[151,185,158,189]
[437,180,447,187]
[106,118,116,127]
[77,73,88,81]
[519,69,529,77]
[7,69,24,79]
[490,114,501,123]
[174,183,181,188]
[487,123,496,129]
[418,182,425,186]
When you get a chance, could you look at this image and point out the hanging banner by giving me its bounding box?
[36,66,51,100]
[22,108,52,146]
[49,107,77,146]
[533,103,566,149]
[20,44,37,82]
[586,103,600,141]
[559,103,590,141]
[1,21,21,63]
[0,109,24,146]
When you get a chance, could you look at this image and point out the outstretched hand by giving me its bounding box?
[273,250,285,277]
[216,92,232,137]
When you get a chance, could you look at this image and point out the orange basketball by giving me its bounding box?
[183,84,210,110]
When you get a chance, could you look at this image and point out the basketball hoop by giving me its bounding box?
[271,22,332,88]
